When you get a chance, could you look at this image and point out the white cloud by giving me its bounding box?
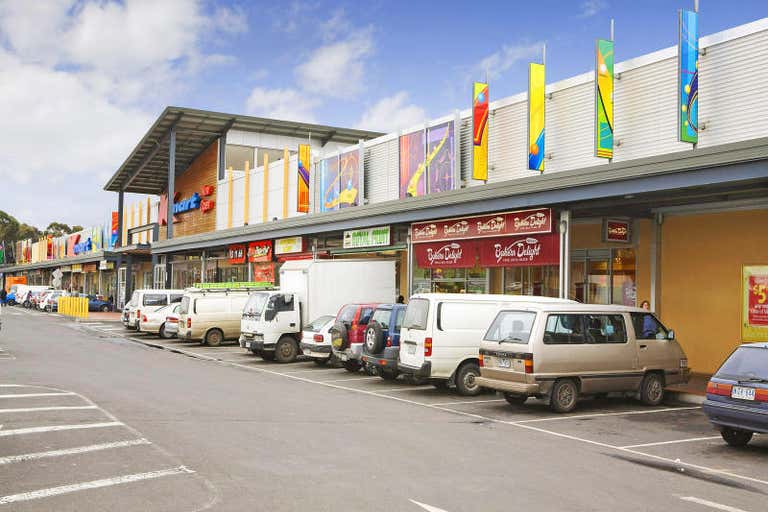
[272,1,319,33]
[477,42,543,82]
[246,87,320,123]
[578,0,607,18]
[319,8,351,42]
[212,5,248,34]
[356,92,426,132]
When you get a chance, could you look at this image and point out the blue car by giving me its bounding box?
[360,303,407,380]
[87,295,114,312]
[703,342,768,447]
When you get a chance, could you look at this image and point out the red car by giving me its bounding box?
[330,303,379,372]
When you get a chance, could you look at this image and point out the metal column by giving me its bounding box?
[406,230,413,298]
[650,213,663,313]
[558,210,571,299]
[124,255,133,306]
[167,127,176,240]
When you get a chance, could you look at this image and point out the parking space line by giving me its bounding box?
[0,392,76,399]
[281,367,343,374]
[621,436,722,449]
[0,421,123,437]
[513,406,702,424]
[0,466,194,505]
[323,376,380,382]
[431,399,507,406]
[680,496,751,512]
[0,438,152,465]
[0,405,98,413]
[378,386,433,392]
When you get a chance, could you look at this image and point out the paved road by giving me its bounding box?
[0,307,766,511]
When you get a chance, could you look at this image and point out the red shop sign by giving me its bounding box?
[478,233,560,268]
[248,241,273,263]
[411,208,552,243]
[253,262,276,284]
[228,244,246,264]
[414,240,478,268]
[603,219,631,243]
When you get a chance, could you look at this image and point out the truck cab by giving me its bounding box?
[240,290,302,363]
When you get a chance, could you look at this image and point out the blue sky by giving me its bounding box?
[0,0,765,229]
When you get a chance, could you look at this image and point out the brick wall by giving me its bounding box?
[159,140,219,240]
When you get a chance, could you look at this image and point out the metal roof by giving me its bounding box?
[0,251,114,273]
[103,106,383,194]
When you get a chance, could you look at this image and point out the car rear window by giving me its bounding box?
[143,294,168,306]
[403,299,429,330]
[371,309,392,329]
[485,311,537,344]
[338,305,357,323]
[716,346,768,381]
[179,296,190,315]
[306,315,334,332]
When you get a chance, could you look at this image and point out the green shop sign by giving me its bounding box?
[343,226,391,249]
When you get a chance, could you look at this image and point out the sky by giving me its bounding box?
[0,0,765,230]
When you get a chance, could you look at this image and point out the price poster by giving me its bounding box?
[743,265,768,342]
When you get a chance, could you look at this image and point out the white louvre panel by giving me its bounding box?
[365,139,398,204]
[698,29,768,147]
[487,101,527,183]
[546,81,608,173]
[459,117,474,185]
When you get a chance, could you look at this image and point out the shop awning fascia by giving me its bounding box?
[0,251,117,273]
[147,136,768,255]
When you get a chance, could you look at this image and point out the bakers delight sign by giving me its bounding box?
[415,241,476,268]
[411,208,551,243]
[478,234,559,267]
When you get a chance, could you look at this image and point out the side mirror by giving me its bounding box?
[667,329,675,340]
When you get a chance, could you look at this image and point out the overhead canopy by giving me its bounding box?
[103,106,382,195]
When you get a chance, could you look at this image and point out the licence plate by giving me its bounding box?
[339,353,348,362]
[497,357,511,369]
[731,386,756,401]
[245,341,251,348]
[407,343,417,355]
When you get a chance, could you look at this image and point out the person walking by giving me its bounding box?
[0,287,7,306]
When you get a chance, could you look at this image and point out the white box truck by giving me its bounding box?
[239,259,396,363]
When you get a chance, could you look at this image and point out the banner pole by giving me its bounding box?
[610,18,614,41]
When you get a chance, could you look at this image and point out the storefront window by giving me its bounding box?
[612,249,636,306]
[570,248,636,306]
[412,264,488,294]
[503,266,559,297]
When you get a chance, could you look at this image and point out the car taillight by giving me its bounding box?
[386,336,392,347]
[478,354,484,367]
[706,381,732,397]
[525,359,534,374]
[187,318,191,328]
[168,318,178,323]
[757,389,768,402]
[136,309,141,319]
[313,334,323,343]
[424,337,433,357]
[142,315,147,322]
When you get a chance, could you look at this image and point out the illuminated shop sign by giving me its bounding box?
[411,208,552,244]
[173,193,201,214]
[603,218,631,243]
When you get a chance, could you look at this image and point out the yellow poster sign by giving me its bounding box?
[742,265,768,342]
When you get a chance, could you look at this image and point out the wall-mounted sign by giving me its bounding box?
[743,266,768,342]
[201,199,215,213]
[275,237,304,255]
[83,263,98,273]
[603,218,631,243]
[60,266,72,272]
[201,185,215,197]
[228,244,247,265]
[71,264,83,273]
[248,241,273,263]
[173,192,201,214]
[478,233,559,267]
[73,238,93,255]
[412,208,552,244]
[99,260,115,271]
[415,241,476,268]
[343,226,391,249]
[66,234,81,257]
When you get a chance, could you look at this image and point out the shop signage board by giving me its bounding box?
[99,260,115,271]
[248,241,273,263]
[603,218,631,243]
[228,244,247,264]
[83,263,98,273]
[415,241,477,268]
[743,266,768,342]
[411,208,552,243]
[275,237,304,255]
[71,264,83,273]
[253,262,275,283]
[477,234,559,267]
[343,226,391,249]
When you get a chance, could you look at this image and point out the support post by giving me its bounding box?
[124,255,133,307]
[201,250,207,284]
[558,210,571,299]
[167,126,176,240]
[262,153,270,223]
[282,148,289,219]
[358,140,365,204]
[117,191,124,248]
[243,160,250,225]
[406,230,413,297]
[650,213,663,313]
[218,134,227,180]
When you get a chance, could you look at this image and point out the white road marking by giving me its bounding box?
[100,327,129,331]
[323,376,380,382]
[0,466,194,505]
[431,399,507,406]
[410,499,451,512]
[0,421,123,437]
[680,496,751,512]
[621,436,722,449]
[0,438,151,465]
[280,367,341,374]
[0,392,76,398]
[515,406,702,423]
[370,386,431,392]
[0,405,98,413]
[0,385,31,388]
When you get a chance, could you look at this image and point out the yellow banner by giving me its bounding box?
[528,63,546,172]
[472,82,488,181]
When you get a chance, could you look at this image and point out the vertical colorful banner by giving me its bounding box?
[679,10,699,144]
[338,150,360,208]
[110,211,119,247]
[399,130,426,198]
[427,122,455,194]
[528,63,546,172]
[319,156,340,212]
[297,144,310,213]
[472,82,489,181]
[595,39,614,159]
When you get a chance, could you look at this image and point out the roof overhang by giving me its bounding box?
[0,251,116,273]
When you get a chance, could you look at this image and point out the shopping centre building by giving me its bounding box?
[2,17,767,374]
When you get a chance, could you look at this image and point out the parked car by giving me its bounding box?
[703,343,768,447]
[476,304,690,412]
[361,304,407,380]
[19,286,52,308]
[178,289,250,346]
[87,295,113,312]
[331,303,379,373]
[125,289,184,330]
[138,303,181,338]
[300,315,337,365]
[163,304,182,339]
[398,294,576,396]
[39,291,64,312]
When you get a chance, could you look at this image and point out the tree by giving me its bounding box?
[17,223,41,240]
[71,225,84,233]
[44,222,73,237]
[0,210,20,242]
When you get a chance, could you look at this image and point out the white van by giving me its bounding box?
[124,289,184,330]
[178,289,250,346]
[397,293,576,396]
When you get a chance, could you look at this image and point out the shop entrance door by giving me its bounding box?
[153,265,166,290]
[117,267,127,309]
[571,249,610,304]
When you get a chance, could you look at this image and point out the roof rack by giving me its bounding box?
[189,282,277,293]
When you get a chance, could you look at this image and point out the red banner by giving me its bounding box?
[478,233,560,267]
[748,274,768,326]
[228,244,246,265]
[412,208,551,244]
[414,240,478,268]
[248,241,273,263]
[253,262,276,284]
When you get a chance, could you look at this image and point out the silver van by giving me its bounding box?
[476,304,690,412]
[178,289,250,346]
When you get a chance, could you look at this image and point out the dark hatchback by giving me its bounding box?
[360,304,407,380]
[703,343,768,447]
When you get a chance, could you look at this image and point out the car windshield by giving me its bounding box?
[305,315,334,332]
[403,299,429,330]
[485,311,537,344]
[715,346,768,381]
[244,292,270,318]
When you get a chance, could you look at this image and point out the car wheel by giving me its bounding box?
[504,392,528,405]
[330,323,349,351]
[550,379,579,413]
[101,305,110,312]
[275,336,299,363]
[364,322,385,354]
[159,323,167,339]
[639,372,665,406]
[343,360,362,373]
[45,306,52,313]
[721,428,753,447]
[261,351,275,361]
[205,328,224,347]
[380,369,399,381]
[455,362,482,396]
